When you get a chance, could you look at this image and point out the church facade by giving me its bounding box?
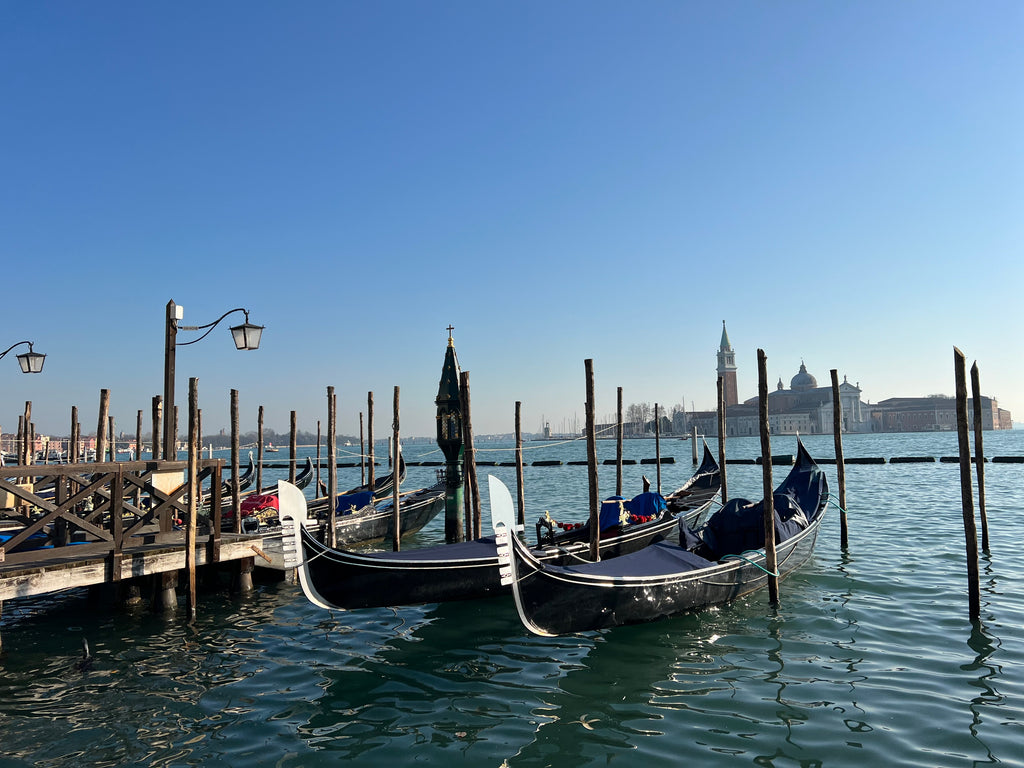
[682,324,1012,435]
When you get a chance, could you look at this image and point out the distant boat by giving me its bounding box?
[265,443,279,453]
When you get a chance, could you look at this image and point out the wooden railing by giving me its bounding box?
[0,459,231,566]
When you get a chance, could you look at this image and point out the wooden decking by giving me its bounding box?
[0,530,263,601]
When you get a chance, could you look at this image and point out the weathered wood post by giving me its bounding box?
[289,410,297,484]
[830,369,849,549]
[71,405,80,463]
[151,397,161,461]
[367,392,375,495]
[758,349,779,605]
[359,412,365,487]
[315,420,322,497]
[460,371,482,539]
[970,362,989,551]
[954,347,981,620]
[515,401,525,528]
[256,405,264,493]
[585,359,600,562]
[231,390,241,533]
[692,426,698,464]
[23,401,32,465]
[392,386,401,552]
[96,390,109,464]
[718,375,728,503]
[109,416,116,461]
[436,332,464,543]
[186,377,200,622]
[616,387,623,496]
[653,403,662,494]
[327,387,338,549]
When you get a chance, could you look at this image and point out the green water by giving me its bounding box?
[2,432,1022,767]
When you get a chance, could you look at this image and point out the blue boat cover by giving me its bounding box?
[336,490,373,515]
[598,492,667,529]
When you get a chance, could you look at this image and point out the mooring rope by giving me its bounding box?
[721,550,779,577]
[825,493,850,515]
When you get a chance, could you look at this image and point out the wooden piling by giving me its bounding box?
[758,349,779,606]
[717,375,728,504]
[256,405,264,493]
[186,377,199,622]
[392,386,401,552]
[108,416,115,462]
[585,359,600,562]
[971,363,989,551]
[359,412,365,487]
[289,410,297,483]
[327,387,338,549]
[96,390,109,464]
[231,390,241,533]
[616,387,624,496]
[151,397,161,461]
[23,402,32,465]
[460,371,482,539]
[954,347,981,620]
[315,419,322,496]
[515,401,525,528]
[650,403,660,494]
[830,369,849,549]
[692,426,698,464]
[71,405,80,463]
[367,392,375,496]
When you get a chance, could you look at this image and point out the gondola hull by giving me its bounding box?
[493,439,828,636]
[278,448,721,611]
[332,482,446,546]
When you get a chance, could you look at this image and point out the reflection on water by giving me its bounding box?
[2,433,1024,767]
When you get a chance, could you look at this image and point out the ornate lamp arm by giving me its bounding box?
[177,308,251,346]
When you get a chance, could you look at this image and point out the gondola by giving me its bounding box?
[492,438,828,636]
[277,447,721,611]
[329,478,446,546]
[220,455,315,532]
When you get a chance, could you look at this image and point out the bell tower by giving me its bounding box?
[717,321,738,406]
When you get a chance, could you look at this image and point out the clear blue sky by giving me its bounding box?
[2,1,1021,439]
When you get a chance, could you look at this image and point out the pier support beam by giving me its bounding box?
[234,556,255,594]
[157,572,178,612]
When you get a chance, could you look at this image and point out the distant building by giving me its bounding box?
[681,326,1011,435]
[716,321,739,407]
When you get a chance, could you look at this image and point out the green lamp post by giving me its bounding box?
[435,326,464,543]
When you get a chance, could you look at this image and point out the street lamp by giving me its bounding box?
[162,300,264,459]
[0,340,46,373]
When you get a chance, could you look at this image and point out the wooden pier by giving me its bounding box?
[1,458,263,644]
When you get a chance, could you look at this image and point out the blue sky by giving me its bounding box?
[2,2,1021,439]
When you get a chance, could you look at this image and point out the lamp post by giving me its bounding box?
[0,341,46,374]
[162,299,264,460]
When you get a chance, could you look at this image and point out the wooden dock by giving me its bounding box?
[1,457,265,645]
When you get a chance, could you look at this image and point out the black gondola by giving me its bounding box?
[492,439,828,636]
[277,447,721,611]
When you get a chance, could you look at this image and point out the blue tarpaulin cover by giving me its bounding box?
[336,490,373,515]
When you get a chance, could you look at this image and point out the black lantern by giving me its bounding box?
[1,341,46,374]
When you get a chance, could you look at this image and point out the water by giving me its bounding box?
[2,431,1023,767]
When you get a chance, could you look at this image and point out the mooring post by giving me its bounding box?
[970,363,989,551]
[71,405,80,463]
[717,375,728,504]
[654,403,662,495]
[758,349,779,606]
[96,390,109,464]
[186,377,199,622]
[151,397,161,461]
[954,347,981,620]
[515,401,525,528]
[460,371,481,539]
[359,412,365,487]
[315,419,322,496]
[327,387,338,549]
[584,359,600,562]
[367,392,375,496]
[289,410,297,484]
[392,386,401,552]
[231,390,241,533]
[256,405,264,493]
[692,426,698,464]
[616,387,623,497]
[830,370,849,549]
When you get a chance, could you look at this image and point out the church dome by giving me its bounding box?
[790,362,817,391]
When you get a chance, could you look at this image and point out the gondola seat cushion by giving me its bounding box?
[336,490,373,515]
